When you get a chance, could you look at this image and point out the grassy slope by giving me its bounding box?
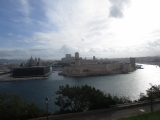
[118,110,160,120]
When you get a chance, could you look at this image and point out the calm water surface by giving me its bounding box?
[0,64,160,113]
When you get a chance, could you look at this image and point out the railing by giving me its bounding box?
[30,98,160,120]
[116,98,160,108]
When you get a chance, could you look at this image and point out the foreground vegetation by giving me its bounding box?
[54,84,160,115]
[0,93,46,120]
[54,84,131,114]
[118,110,160,120]
[1,84,160,119]
[118,84,160,120]
[138,84,160,101]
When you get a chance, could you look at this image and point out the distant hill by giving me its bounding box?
[0,59,26,64]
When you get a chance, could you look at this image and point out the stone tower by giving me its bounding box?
[93,56,96,60]
[75,52,80,66]
[130,57,135,69]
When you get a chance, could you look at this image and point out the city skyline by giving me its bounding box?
[1,0,160,59]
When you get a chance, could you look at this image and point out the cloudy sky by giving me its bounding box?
[0,0,160,59]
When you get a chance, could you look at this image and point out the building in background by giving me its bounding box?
[25,56,41,67]
[12,66,51,77]
[11,56,52,77]
[61,54,75,64]
[59,52,136,76]
[130,57,136,69]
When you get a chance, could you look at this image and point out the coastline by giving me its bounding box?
[0,64,158,114]
[0,74,47,82]
[58,69,132,77]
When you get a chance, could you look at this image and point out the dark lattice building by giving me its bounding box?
[11,66,51,77]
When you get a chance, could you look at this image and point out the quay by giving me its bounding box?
[0,73,47,82]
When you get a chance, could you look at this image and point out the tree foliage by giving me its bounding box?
[54,84,131,114]
[0,93,45,120]
[138,84,160,101]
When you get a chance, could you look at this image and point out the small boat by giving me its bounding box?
[136,65,143,69]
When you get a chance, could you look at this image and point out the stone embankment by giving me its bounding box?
[0,74,47,82]
[58,70,129,77]
[0,77,47,82]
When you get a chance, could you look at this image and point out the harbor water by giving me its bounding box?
[0,64,160,113]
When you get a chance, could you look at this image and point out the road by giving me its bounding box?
[61,103,160,120]
[35,102,160,120]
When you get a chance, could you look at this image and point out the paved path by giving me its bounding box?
[62,103,160,120]
[42,103,160,120]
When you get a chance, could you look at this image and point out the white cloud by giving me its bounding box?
[8,33,13,36]
[109,0,131,18]
[19,0,31,17]
[25,0,111,49]
[3,0,160,59]
[15,0,33,24]
[0,48,62,60]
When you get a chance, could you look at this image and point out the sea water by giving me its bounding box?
[0,64,160,113]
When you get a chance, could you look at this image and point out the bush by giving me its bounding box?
[54,84,131,114]
[138,84,160,101]
[0,93,46,120]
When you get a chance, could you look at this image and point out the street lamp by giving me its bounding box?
[45,97,49,120]
[149,87,153,112]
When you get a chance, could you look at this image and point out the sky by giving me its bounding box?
[0,0,160,60]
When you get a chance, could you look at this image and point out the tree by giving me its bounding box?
[149,85,160,98]
[0,93,46,120]
[54,84,131,114]
[138,84,160,101]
